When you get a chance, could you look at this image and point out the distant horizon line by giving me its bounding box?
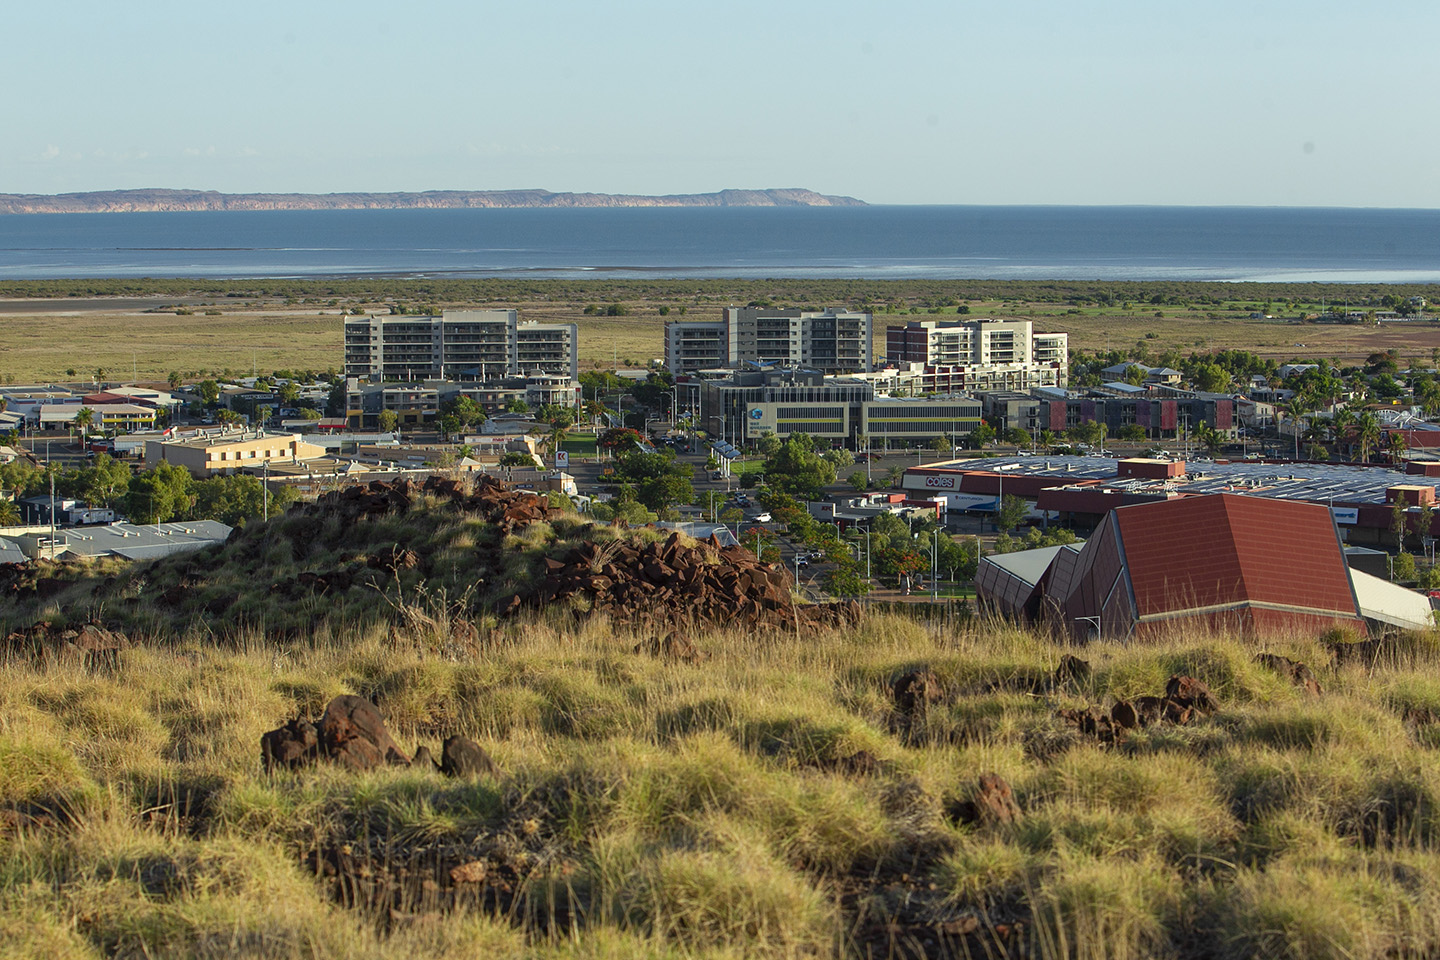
[2,188,1438,214]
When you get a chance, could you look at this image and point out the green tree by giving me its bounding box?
[1067,420,1107,448]
[598,427,644,452]
[1388,431,1409,464]
[1192,363,1231,393]
[167,371,183,391]
[1193,422,1222,455]
[1392,499,1411,550]
[637,473,694,517]
[1394,551,1417,582]
[848,470,870,492]
[325,380,347,417]
[441,395,486,428]
[197,380,221,405]
[935,533,979,582]
[996,494,1029,533]
[77,454,131,507]
[755,434,782,458]
[74,407,95,434]
[823,562,870,598]
[192,474,294,527]
[1355,412,1381,463]
[694,490,726,521]
[763,435,837,501]
[536,403,576,429]
[1118,424,1147,442]
[125,462,194,524]
[377,409,399,433]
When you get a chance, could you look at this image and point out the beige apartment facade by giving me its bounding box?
[145,430,327,477]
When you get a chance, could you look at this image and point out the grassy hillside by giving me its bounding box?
[5,493,1440,958]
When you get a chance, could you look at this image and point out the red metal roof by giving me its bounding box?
[1113,494,1360,624]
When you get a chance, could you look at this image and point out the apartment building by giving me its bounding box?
[663,320,729,375]
[344,310,578,381]
[663,308,874,375]
[884,318,1068,390]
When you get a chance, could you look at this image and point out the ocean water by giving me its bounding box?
[1,205,1438,283]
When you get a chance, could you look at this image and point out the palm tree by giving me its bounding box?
[1388,430,1409,464]
[1330,407,1354,443]
[1355,412,1382,463]
[73,406,95,442]
[543,422,570,464]
[1194,422,1222,456]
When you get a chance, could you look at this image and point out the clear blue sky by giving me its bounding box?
[7,0,1438,206]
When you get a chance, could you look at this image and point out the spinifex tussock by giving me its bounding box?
[4,483,1440,957]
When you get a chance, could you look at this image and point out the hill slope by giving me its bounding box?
[3,480,1440,959]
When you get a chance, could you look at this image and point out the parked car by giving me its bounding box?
[752,512,772,523]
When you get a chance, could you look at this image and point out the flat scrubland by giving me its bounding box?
[3,278,1440,382]
[6,494,1440,958]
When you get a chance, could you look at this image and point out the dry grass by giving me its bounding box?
[4,287,1437,382]
[5,594,1440,958]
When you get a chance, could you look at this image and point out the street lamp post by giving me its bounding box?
[1075,616,1101,640]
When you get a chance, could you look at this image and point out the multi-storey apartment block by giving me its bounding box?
[884,318,1068,391]
[663,320,729,375]
[663,308,874,375]
[344,310,578,381]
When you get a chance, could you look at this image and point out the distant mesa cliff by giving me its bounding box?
[0,187,866,214]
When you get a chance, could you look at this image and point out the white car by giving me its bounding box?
[752,512,773,523]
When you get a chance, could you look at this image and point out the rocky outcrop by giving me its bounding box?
[949,773,1022,826]
[3,619,129,667]
[440,735,499,779]
[506,530,862,633]
[317,696,413,772]
[261,695,503,779]
[0,187,866,215]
